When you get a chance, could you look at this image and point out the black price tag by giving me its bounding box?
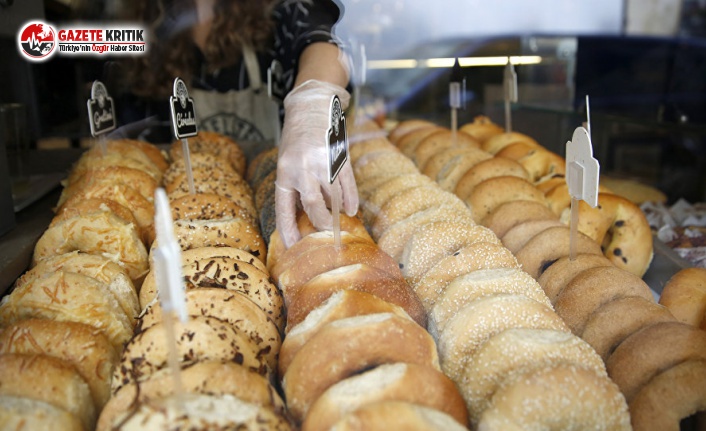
[267,59,285,103]
[169,78,198,139]
[327,95,348,184]
[87,81,116,137]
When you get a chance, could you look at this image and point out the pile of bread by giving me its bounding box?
[350,117,706,430]
[0,133,293,430]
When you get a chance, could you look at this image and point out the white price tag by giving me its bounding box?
[565,126,600,208]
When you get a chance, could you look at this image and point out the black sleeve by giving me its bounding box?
[271,0,344,93]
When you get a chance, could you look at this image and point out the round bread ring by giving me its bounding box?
[0,353,96,430]
[303,363,468,431]
[466,175,547,223]
[514,225,604,279]
[0,319,118,410]
[501,219,566,254]
[436,293,570,382]
[96,361,285,431]
[481,199,557,238]
[58,182,155,245]
[112,316,270,392]
[388,119,436,145]
[170,217,266,263]
[421,146,487,181]
[436,149,494,192]
[58,166,158,207]
[553,265,655,335]
[350,138,399,164]
[260,191,277,245]
[514,147,566,183]
[137,288,281,371]
[139,256,283,330]
[0,271,134,349]
[395,126,444,155]
[371,186,463,240]
[459,115,505,143]
[163,152,237,186]
[535,174,565,193]
[658,267,706,327]
[165,163,251,193]
[103,139,168,172]
[33,211,148,281]
[180,246,267,273]
[494,141,536,161]
[254,170,276,212]
[282,313,440,422]
[454,156,529,202]
[582,296,677,361]
[112,393,290,430]
[567,193,654,277]
[412,129,480,168]
[170,192,254,223]
[536,253,614,303]
[52,197,139,231]
[167,175,257,220]
[478,364,631,431]
[400,221,501,285]
[284,263,425,331]
[628,359,706,431]
[353,151,419,181]
[268,212,371,272]
[0,395,84,431]
[328,401,468,431]
[413,242,519,312]
[431,267,552,334]
[606,321,706,403]
[362,174,434,225]
[357,171,405,204]
[17,251,138,321]
[67,152,161,185]
[170,130,246,175]
[246,147,278,186]
[279,290,412,377]
[462,328,607,426]
[377,203,473,263]
[481,131,541,155]
[270,231,373,284]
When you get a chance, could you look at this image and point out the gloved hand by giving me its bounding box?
[275,79,359,249]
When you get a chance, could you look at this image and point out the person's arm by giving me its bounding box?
[294,42,349,88]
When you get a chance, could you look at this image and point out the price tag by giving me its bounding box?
[566,127,600,207]
[503,59,518,133]
[169,78,198,139]
[327,95,348,185]
[449,57,465,109]
[87,81,116,137]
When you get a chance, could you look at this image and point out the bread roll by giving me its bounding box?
[481,131,540,155]
[283,313,440,422]
[388,119,436,145]
[536,253,614,304]
[413,129,480,169]
[422,147,490,182]
[454,157,530,202]
[0,395,84,431]
[329,401,468,431]
[169,130,246,175]
[0,271,133,349]
[436,149,494,192]
[466,176,546,223]
[302,363,468,431]
[279,290,413,376]
[658,267,706,327]
[480,200,557,238]
[501,219,565,254]
[284,263,425,330]
[97,361,285,431]
[459,115,504,142]
[58,166,158,207]
[362,174,434,225]
[0,319,118,409]
[170,217,266,263]
[170,192,254,224]
[413,242,519,312]
[0,353,95,430]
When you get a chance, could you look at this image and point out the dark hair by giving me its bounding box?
[122,0,275,98]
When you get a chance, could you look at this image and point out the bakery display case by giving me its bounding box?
[2,0,706,430]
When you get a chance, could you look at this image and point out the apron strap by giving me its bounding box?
[242,44,262,90]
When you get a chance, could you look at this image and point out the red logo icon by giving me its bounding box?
[18,22,56,61]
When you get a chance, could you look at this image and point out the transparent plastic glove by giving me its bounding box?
[275,79,359,249]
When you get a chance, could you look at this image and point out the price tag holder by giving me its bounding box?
[169,78,198,139]
[503,59,518,133]
[267,59,285,103]
[449,57,465,146]
[87,80,116,137]
[565,126,600,260]
[152,188,188,401]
